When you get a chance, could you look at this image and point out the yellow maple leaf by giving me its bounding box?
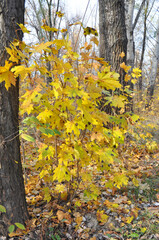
[39,169,49,179]
[53,87,59,99]
[141,227,147,233]
[126,216,134,224]
[0,61,16,90]
[113,173,128,188]
[119,52,125,58]
[65,121,80,136]
[90,36,99,46]
[111,95,125,108]
[56,11,64,18]
[96,210,108,224]
[53,165,71,182]
[61,28,67,33]
[131,68,142,78]
[91,132,103,141]
[41,24,58,32]
[120,62,131,73]
[18,23,30,33]
[37,109,53,123]
[98,72,121,90]
[43,187,51,202]
[55,184,66,193]
[0,61,13,73]
[53,39,66,49]
[32,41,53,53]
[132,177,139,186]
[125,74,131,82]
[11,65,32,81]
[6,47,19,63]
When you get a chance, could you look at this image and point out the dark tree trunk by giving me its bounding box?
[99,0,129,113]
[0,0,28,236]
[99,0,127,86]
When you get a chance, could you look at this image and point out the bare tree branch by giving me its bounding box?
[133,0,147,31]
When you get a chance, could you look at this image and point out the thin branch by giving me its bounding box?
[54,0,60,27]
[147,0,155,18]
[73,0,91,51]
[133,0,147,31]
[38,0,47,24]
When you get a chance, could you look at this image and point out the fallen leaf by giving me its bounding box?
[114,196,128,204]
[57,210,65,221]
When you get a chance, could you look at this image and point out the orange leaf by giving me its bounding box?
[125,74,131,82]
[119,52,125,58]
[57,210,65,221]
[120,62,131,73]
[75,212,83,226]
[56,210,72,224]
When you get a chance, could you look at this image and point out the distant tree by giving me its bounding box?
[0,0,28,236]
[125,0,147,96]
[125,0,135,68]
[147,17,159,102]
[138,0,150,93]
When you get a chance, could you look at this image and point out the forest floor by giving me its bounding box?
[9,112,159,240]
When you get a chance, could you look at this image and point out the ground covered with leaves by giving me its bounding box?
[8,118,159,240]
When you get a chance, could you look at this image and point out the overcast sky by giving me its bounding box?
[64,0,98,27]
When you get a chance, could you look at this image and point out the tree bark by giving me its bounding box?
[99,0,127,86]
[147,16,159,102]
[125,0,147,69]
[125,0,135,68]
[139,0,149,93]
[0,0,28,236]
[99,0,128,114]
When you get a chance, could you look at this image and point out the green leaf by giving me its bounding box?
[21,134,35,142]
[51,235,56,240]
[23,116,41,126]
[55,234,61,240]
[8,225,15,233]
[22,163,31,168]
[0,205,6,213]
[39,127,55,136]
[15,222,26,230]
[61,218,67,222]
[39,127,60,136]
[130,232,139,238]
[53,129,61,135]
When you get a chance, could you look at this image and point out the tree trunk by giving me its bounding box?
[147,17,159,102]
[138,0,149,93]
[99,0,127,86]
[0,0,28,236]
[125,0,135,68]
[99,0,128,114]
